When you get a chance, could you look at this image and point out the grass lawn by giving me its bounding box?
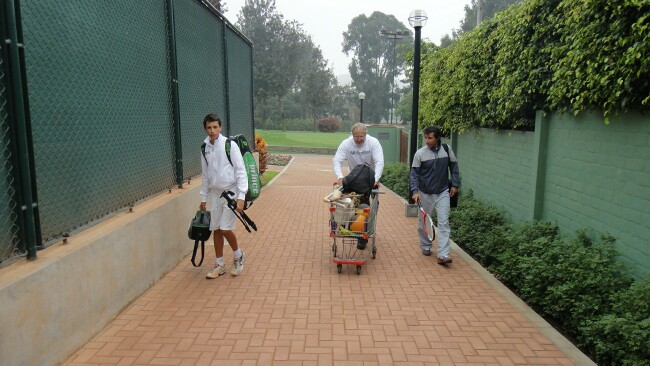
[257,130,349,149]
[260,171,279,186]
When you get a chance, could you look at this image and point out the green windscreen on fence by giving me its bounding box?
[21,0,176,242]
[175,1,227,179]
[0,0,254,256]
[0,46,21,263]
[226,27,254,145]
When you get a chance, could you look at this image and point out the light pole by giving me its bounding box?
[408,9,427,205]
[380,29,409,124]
[358,92,365,123]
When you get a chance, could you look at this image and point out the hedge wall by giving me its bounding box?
[420,0,650,131]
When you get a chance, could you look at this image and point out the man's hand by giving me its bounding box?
[336,178,343,187]
[450,187,458,197]
[236,199,245,212]
[199,202,207,211]
[412,193,420,203]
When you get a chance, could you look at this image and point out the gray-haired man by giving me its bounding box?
[333,123,384,186]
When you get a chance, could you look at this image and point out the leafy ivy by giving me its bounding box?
[419,0,650,131]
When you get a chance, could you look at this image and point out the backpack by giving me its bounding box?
[201,134,261,209]
[442,143,458,208]
[342,163,375,195]
[187,210,212,267]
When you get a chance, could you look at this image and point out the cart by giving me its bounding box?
[328,189,381,275]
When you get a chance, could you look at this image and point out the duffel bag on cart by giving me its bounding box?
[342,163,375,195]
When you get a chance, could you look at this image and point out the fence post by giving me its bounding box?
[530,110,549,220]
[450,131,458,155]
[222,21,231,136]
[166,0,184,187]
[4,0,39,259]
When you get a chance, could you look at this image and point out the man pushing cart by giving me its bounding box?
[329,123,384,275]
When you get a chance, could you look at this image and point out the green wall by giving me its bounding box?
[456,111,650,279]
[543,112,650,277]
[456,129,535,223]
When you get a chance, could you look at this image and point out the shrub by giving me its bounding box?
[450,193,508,268]
[501,231,631,337]
[449,194,644,363]
[496,221,559,289]
[380,163,410,199]
[579,279,650,366]
[317,117,341,133]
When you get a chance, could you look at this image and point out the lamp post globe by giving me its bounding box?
[408,9,428,27]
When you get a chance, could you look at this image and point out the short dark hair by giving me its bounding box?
[203,114,222,129]
[423,126,441,138]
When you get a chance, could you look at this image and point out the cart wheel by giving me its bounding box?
[337,264,342,273]
[372,246,377,259]
[356,265,361,275]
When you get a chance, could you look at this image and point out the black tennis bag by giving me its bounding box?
[188,210,212,267]
[342,163,375,195]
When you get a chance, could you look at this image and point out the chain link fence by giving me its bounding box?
[175,0,228,178]
[0,42,22,264]
[0,0,254,263]
[226,27,254,141]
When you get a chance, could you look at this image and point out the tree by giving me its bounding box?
[395,89,413,123]
[295,41,337,120]
[205,0,226,13]
[439,0,522,45]
[329,84,358,123]
[343,12,411,123]
[236,0,337,128]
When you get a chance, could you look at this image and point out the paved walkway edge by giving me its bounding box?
[384,187,597,366]
[264,156,294,187]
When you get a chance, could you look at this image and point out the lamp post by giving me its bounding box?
[408,10,427,166]
[380,29,409,124]
[408,9,427,205]
[358,92,365,123]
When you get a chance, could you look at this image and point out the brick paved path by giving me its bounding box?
[64,154,579,365]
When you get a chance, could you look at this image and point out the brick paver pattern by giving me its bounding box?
[64,155,574,365]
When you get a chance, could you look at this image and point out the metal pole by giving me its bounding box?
[359,99,363,123]
[166,0,183,187]
[5,0,39,259]
[409,26,422,168]
[390,37,396,124]
[407,26,422,204]
[222,20,231,136]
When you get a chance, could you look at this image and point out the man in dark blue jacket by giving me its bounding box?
[409,126,460,265]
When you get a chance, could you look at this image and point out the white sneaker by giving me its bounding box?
[231,252,245,276]
[206,264,226,279]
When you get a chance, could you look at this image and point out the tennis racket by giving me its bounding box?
[418,202,435,241]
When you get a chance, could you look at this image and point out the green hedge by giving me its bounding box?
[420,0,650,131]
[449,193,649,365]
[380,163,411,199]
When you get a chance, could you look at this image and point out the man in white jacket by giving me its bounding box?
[200,114,248,278]
[333,123,384,186]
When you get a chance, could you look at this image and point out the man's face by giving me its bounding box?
[205,121,221,142]
[424,132,438,149]
[353,131,366,146]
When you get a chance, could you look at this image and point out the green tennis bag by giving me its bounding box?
[226,134,261,208]
[201,134,261,209]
